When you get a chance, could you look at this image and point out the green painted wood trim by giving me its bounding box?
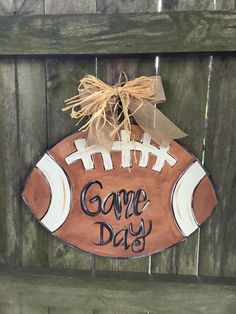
[0,11,236,55]
[0,269,235,313]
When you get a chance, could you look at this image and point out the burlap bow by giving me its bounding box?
[62,74,187,151]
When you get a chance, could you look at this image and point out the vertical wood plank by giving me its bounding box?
[46,58,96,270]
[45,0,96,270]
[20,305,49,314]
[199,57,236,277]
[216,0,235,9]
[94,57,156,273]
[18,59,48,267]
[49,307,92,314]
[151,56,210,275]
[94,1,158,273]
[16,1,48,267]
[0,303,49,314]
[0,0,14,14]
[162,0,214,10]
[45,0,96,14]
[96,0,159,13]
[0,2,21,267]
[151,0,213,275]
[0,303,20,314]
[0,59,21,267]
[15,0,44,14]
[199,1,236,278]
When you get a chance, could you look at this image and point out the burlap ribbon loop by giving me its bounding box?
[63,74,187,151]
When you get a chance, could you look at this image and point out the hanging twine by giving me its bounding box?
[62,73,187,150]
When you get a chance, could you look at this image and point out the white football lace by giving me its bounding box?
[65,130,177,172]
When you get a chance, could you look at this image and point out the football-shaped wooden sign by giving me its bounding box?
[22,125,217,258]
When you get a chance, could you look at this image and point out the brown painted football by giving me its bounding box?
[22,125,217,258]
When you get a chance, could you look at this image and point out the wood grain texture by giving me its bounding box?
[151,0,213,276]
[0,0,14,15]
[0,303,20,314]
[45,0,96,271]
[46,58,96,270]
[45,0,96,14]
[0,2,20,267]
[151,56,210,275]
[199,57,236,277]
[198,0,236,280]
[18,59,48,267]
[15,0,44,15]
[94,57,162,272]
[0,303,48,314]
[0,0,234,282]
[49,308,92,314]
[94,1,159,272]
[95,57,159,272]
[0,11,236,55]
[96,0,159,13]
[162,0,214,10]
[216,0,235,9]
[0,271,235,313]
[16,1,48,268]
[0,59,21,267]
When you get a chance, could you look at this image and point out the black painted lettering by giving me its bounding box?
[131,220,152,253]
[113,227,130,249]
[118,190,135,219]
[101,192,116,216]
[80,180,103,217]
[134,189,150,216]
[81,180,153,254]
[94,222,113,246]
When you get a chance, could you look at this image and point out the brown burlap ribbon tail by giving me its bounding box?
[63,74,187,151]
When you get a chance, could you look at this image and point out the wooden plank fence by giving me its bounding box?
[0,0,236,312]
[0,269,235,313]
[0,11,236,55]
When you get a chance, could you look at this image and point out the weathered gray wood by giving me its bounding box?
[198,0,236,280]
[162,0,214,10]
[0,303,48,314]
[0,2,20,268]
[0,303,49,314]
[49,307,92,314]
[151,56,210,275]
[15,0,44,15]
[45,0,96,271]
[0,0,235,281]
[21,305,48,314]
[95,57,156,272]
[198,57,236,277]
[0,60,21,267]
[0,0,14,15]
[0,271,235,313]
[0,303,20,314]
[45,0,96,14]
[0,11,236,55]
[46,58,96,270]
[50,308,146,314]
[96,0,159,13]
[16,1,48,268]
[18,59,48,267]
[216,0,235,9]
[151,0,213,276]
[94,1,158,273]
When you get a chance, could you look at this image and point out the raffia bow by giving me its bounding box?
[62,74,187,151]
